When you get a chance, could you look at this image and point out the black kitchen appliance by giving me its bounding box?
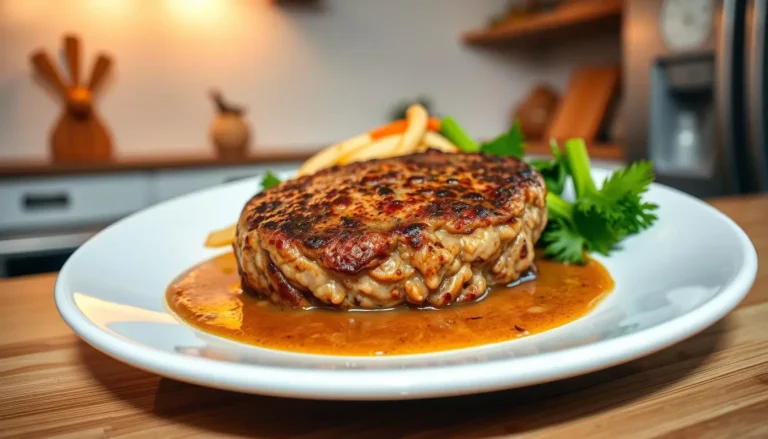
[624,0,767,197]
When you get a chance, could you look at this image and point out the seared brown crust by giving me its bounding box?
[240,151,544,275]
[235,150,547,309]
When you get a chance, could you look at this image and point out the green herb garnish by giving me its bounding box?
[527,140,567,196]
[260,171,282,190]
[440,117,526,158]
[479,120,525,158]
[541,139,658,263]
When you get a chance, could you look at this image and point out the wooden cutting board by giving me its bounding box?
[547,64,621,142]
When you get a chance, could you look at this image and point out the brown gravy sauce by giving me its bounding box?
[167,252,614,356]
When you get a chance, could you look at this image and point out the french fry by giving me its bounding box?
[205,224,236,248]
[296,133,372,177]
[421,131,459,153]
[394,104,428,155]
[339,134,401,164]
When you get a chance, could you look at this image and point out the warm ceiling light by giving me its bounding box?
[163,0,227,24]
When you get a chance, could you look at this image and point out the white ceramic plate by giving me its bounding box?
[55,169,757,400]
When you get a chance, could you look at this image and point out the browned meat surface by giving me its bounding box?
[234,150,548,309]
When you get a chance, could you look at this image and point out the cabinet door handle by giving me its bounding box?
[22,192,71,211]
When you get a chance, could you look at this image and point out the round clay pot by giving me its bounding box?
[211,113,250,159]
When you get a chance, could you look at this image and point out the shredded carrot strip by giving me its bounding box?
[369,118,441,140]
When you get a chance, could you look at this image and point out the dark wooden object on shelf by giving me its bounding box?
[547,64,621,143]
[513,85,561,140]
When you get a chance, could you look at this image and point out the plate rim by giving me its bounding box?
[54,177,758,400]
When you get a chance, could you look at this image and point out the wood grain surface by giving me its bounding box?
[546,65,621,143]
[0,196,767,438]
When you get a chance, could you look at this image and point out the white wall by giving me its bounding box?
[0,0,620,160]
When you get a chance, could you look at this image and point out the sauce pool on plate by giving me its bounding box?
[167,252,614,356]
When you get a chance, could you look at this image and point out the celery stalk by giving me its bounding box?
[440,116,479,152]
[563,139,597,198]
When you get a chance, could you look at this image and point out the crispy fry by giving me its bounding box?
[394,104,428,155]
[205,224,236,248]
[422,131,459,153]
[339,134,401,164]
[296,133,371,177]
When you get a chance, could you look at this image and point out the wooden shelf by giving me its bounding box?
[525,141,625,160]
[463,0,622,47]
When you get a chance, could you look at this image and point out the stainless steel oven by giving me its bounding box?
[0,226,102,277]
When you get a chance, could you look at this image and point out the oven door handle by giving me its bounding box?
[0,231,96,258]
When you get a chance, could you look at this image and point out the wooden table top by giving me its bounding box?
[1,196,766,438]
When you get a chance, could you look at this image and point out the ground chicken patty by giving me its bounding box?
[234,150,547,309]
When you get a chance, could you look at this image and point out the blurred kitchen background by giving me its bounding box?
[0,0,765,277]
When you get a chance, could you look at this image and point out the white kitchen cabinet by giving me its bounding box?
[0,162,302,234]
[0,156,304,278]
[0,173,151,232]
[148,163,297,203]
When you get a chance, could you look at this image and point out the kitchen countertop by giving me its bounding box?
[0,195,766,438]
[0,143,624,178]
[0,151,312,178]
